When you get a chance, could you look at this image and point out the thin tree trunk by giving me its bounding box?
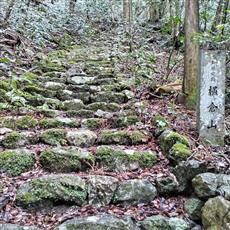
[3,0,16,25]
[183,0,199,108]
[69,0,77,14]
[211,0,224,32]
[221,0,230,34]
[123,0,132,22]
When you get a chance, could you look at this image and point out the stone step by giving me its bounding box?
[0,145,158,175]
[0,129,151,149]
[15,174,157,209]
[98,129,151,145]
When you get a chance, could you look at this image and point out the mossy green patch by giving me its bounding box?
[16,116,38,129]
[39,118,79,129]
[98,130,149,145]
[66,109,95,118]
[23,85,56,98]
[86,102,120,112]
[40,147,95,172]
[96,147,157,172]
[81,118,105,129]
[0,89,9,103]
[2,132,27,148]
[160,130,189,153]
[0,116,38,130]
[169,143,192,164]
[112,116,139,128]
[40,129,67,146]
[0,150,35,176]
[16,175,87,208]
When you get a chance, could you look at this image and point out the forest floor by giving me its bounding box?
[0,24,229,229]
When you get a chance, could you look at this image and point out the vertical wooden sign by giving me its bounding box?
[198,50,226,146]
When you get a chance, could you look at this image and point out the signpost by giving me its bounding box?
[198,50,226,146]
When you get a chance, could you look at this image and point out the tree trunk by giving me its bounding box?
[3,0,16,25]
[221,0,230,34]
[148,1,160,23]
[211,0,224,32]
[123,0,132,22]
[183,0,199,108]
[69,0,77,14]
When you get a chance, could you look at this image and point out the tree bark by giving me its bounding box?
[211,0,224,32]
[123,0,132,22]
[69,0,77,14]
[183,0,199,108]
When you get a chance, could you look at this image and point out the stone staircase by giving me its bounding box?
[0,33,190,229]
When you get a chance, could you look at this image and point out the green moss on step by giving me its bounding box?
[16,175,87,208]
[169,143,192,164]
[66,109,95,118]
[0,116,38,130]
[40,129,67,146]
[40,148,94,172]
[0,80,11,91]
[112,116,139,128]
[0,150,35,176]
[160,130,189,153]
[96,147,157,171]
[21,72,38,81]
[2,132,27,148]
[0,89,9,103]
[39,118,79,129]
[16,116,38,129]
[81,118,105,129]
[23,85,56,98]
[86,102,120,112]
[98,130,149,145]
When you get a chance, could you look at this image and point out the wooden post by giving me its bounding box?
[183,0,199,108]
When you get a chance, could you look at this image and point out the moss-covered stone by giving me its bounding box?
[16,174,87,209]
[113,179,157,205]
[101,83,131,92]
[86,102,120,112]
[66,109,95,118]
[40,129,67,146]
[16,116,38,130]
[1,116,36,130]
[96,147,157,172]
[2,132,28,148]
[23,85,56,98]
[55,215,137,230]
[91,92,126,104]
[184,198,204,221]
[81,118,105,129]
[0,149,35,176]
[39,109,61,118]
[0,89,9,103]
[98,130,150,145]
[66,130,97,147]
[40,147,95,172]
[156,176,179,195]
[112,116,139,128]
[168,143,192,164]
[39,117,79,129]
[87,175,119,207]
[138,215,189,230]
[62,99,84,111]
[38,54,66,72]
[159,130,190,153]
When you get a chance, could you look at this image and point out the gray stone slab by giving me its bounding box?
[198,50,226,146]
